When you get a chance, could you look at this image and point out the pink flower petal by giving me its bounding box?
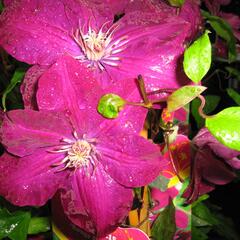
[1,109,74,157]
[200,147,236,185]
[20,65,49,109]
[0,152,68,206]
[3,0,12,6]
[0,0,85,65]
[98,130,167,187]
[194,128,240,161]
[162,135,191,179]
[179,0,202,41]
[124,0,176,18]
[98,227,150,240]
[151,187,178,210]
[101,18,191,92]
[175,210,189,229]
[37,55,147,134]
[60,162,133,237]
[220,12,240,41]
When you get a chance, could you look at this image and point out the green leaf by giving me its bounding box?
[193,202,240,240]
[192,226,210,240]
[151,200,176,240]
[0,208,31,240]
[167,0,185,7]
[28,217,51,235]
[193,202,219,226]
[97,94,126,119]
[202,11,237,62]
[183,31,212,83]
[191,95,220,128]
[191,194,209,208]
[227,88,240,105]
[206,107,240,151]
[0,1,3,13]
[2,68,25,111]
[226,67,240,81]
[167,85,207,112]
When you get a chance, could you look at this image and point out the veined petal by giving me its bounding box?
[1,109,73,157]
[101,19,191,92]
[0,151,68,206]
[0,0,115,65]
[37,56,104,131]
[97,129,167,187]
[0,0,82,65]
[60,163,133,237]
[20,65,49,110]
[37,56,147,135]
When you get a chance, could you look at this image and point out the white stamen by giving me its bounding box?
[72,21,128,70]
[50,135,97,171]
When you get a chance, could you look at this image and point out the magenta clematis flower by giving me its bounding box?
[0,56,167,237]
[0,0,198,92]
[183,128,239,203]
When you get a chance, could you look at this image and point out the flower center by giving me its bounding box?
[49,133,97,171]
[79,28,106,61]
[66,140,92,168]
[72,21,128,71]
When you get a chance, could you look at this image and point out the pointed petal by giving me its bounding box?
[97,129,167,187]
[0,0,116,65]
[0,0,84,65]
[101,19,191,92]
[60,163,133,237]
[37,56,104,131]
[37,56,147,134]
[0,152,68,206]
[1,109,73,157]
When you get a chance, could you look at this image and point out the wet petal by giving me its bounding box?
[0,151,68,206]
[1,109,73,157]
[37,56,102,131]
[0,0,117,65]
[0,0,84,65]
[37,55,147,135]
[60,163,133,237]
[100,19,191,92]
[20,65,49,109]
[98,129,167,187]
